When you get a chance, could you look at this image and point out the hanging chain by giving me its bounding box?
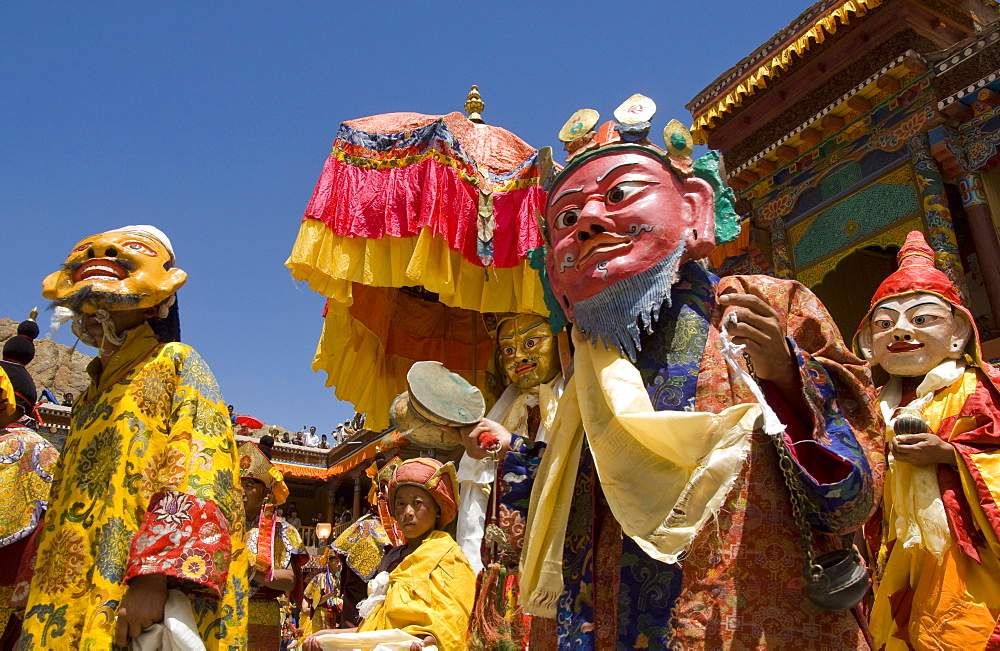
[743,353,824,580]
[483,458,513,564]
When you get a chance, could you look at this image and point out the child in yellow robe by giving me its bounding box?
[304,458,475,651]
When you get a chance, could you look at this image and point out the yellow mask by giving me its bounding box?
[497,314,560,390]
[42,226,187,314]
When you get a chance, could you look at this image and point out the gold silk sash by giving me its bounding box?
[520,329,760,617]
[498,378,560,443]
[880,360,970,560]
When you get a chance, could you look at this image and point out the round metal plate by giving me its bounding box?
[406,361,485,427]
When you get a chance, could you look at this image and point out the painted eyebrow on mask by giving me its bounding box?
[519,321,545,335]
[552,186,584,204]
[906,301,950,311]
[596,161,637,183]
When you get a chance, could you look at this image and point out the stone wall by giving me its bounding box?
[0,318,92,400]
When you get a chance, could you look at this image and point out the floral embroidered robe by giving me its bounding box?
[0,424,58,641]
[523,262,884,649]
[20,323,248,649]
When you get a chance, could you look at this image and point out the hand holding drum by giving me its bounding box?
[390,361,507,456]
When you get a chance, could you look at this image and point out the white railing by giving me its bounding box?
[300,526,318,548]
[299,521,353,550]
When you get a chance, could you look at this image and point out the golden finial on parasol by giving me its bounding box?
[465,85,485,124]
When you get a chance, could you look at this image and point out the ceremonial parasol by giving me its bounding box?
[286,87,549,431]
[235,415,264,430]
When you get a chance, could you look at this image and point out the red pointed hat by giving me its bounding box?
[866,231,962,310]
[852,231,1000,387]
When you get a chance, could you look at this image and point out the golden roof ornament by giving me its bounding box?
[465,85,485,124]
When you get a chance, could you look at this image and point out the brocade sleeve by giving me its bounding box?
[122,344,243,599]
[499,434,547,520]
[720,275,885,535]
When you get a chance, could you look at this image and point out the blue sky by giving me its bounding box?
[2,1,806,435]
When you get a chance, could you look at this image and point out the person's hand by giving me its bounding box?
[892,432,957,466]
[409,636,436,651]
[114,573,168,647]
[303,629,335,651]
[303,627,357,651]
[719,288,798,390]
[442,418,512,460]
[320,591,336,604]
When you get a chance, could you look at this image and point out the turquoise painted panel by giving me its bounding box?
[792,182,919,268]
[820,162,862,200]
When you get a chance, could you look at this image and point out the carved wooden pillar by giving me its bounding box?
[766,216,794,279]
[908,134,970,303]
[352,477,362,521]
[958,172,1000,327]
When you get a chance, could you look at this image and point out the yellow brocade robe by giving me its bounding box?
[246,515,306,650]
[870,367,1000,649]
[358,531,475,651]
[304,570,340,630]
[0,426,58,641]
[0,427,57,549]
[21,323,248,649]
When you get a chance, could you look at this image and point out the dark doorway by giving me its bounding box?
[811,245,900,342]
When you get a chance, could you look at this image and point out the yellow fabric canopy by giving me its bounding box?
[286,219,547,315]
[311,290,495,432]
[287,218,548,431]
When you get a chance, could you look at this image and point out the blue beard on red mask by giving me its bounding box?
[570,241,685,362]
